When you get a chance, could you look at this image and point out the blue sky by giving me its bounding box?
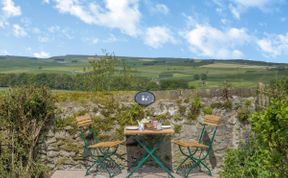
[0,0,288,63]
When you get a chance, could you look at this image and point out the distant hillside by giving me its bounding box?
[0,55,287,90]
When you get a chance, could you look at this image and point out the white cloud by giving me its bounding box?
[48,25,74,39]
[234,0,270,9]
[220,18,230,25]
[91,38,99,44]
[184,24,250,58]
[13,24,27,37]
[151,4,169,15]
[48,25,61,33]
[53,0,141,36]
[144,26,175,48]
[2,0,21,17]
[0,17,8,28]
[229,0,279,19]
[257,33,288,57]
[229,4,240,19]
[33,51,50,58]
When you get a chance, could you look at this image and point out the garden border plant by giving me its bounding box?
[0,85,55,178]
[221,78,288,178]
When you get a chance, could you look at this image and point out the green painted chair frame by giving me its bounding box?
[77,114,123,178]
[173,115,220,177]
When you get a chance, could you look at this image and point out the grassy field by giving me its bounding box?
[0,55,287,89]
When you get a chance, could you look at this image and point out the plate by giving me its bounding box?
[161,125,171,129]
[126,126,139,130]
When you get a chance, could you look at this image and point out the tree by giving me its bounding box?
[193,74,200,80]
[200,73,207,81]
[160,79,189,90]
[88,53,117,91]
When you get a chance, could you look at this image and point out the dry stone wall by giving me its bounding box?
[39,88,256,174]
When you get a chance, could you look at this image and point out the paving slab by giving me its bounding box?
[50,169,218,178]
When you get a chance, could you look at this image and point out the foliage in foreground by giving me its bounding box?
[221,97,288,177]
[0,86,55,178]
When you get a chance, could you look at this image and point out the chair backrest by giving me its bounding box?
[76,113,92,127]
[76,114,99,155]
[198,115,220,155]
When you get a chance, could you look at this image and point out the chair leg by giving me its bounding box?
[199,161,212,176]
[190,156,201,170]
[84,147,123,178]
[176,148,208,177]
[185,161,200,177]
[176,156,189,174]
[85,156,106,175]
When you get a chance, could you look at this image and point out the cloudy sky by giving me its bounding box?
[0,0,287,63]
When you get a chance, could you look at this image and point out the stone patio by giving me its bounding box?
[50,168,219,178]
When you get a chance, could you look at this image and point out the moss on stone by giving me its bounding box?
[60,140,82,153]
[56,157,71,166]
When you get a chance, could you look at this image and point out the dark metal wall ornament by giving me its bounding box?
[134,91,155,107]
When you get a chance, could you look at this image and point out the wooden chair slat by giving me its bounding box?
[203,122,218,127]
[172,140,208,149]
[77,120,92,127]
[77,118,91,124]
[204,115,220,126]
[77,120,92,125]
[78,122,91,127]
[76,114,91,122]
[204,120,219,124]
[89,140,124,149]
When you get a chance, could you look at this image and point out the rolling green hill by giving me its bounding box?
[0,55,287,89]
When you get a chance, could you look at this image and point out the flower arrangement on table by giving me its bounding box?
[138,117,163,130]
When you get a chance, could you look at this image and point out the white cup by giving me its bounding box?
[139,123,144,131]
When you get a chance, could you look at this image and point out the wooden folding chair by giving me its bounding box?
[76,114,124,177]
[172,115,220,177]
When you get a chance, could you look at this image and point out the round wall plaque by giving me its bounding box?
[134,91,155,106]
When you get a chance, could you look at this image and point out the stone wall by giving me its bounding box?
[39,88,256,174]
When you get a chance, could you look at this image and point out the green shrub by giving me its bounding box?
[155,113,170,122]
[236,100,252,122]
[210,102,223,109]
[173,124,182,134]
[268,77,288,99]
[54,115,77,129]
[178,104,186,115]
[173,114,184,121]
[203,106,213,115]
[236,107,250,122]
[221,140,276,178]
[0,86,55,177]
[210,101,232,110]
[221,97,288,177]
[223,100,232,110]
[187,97,202,121]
